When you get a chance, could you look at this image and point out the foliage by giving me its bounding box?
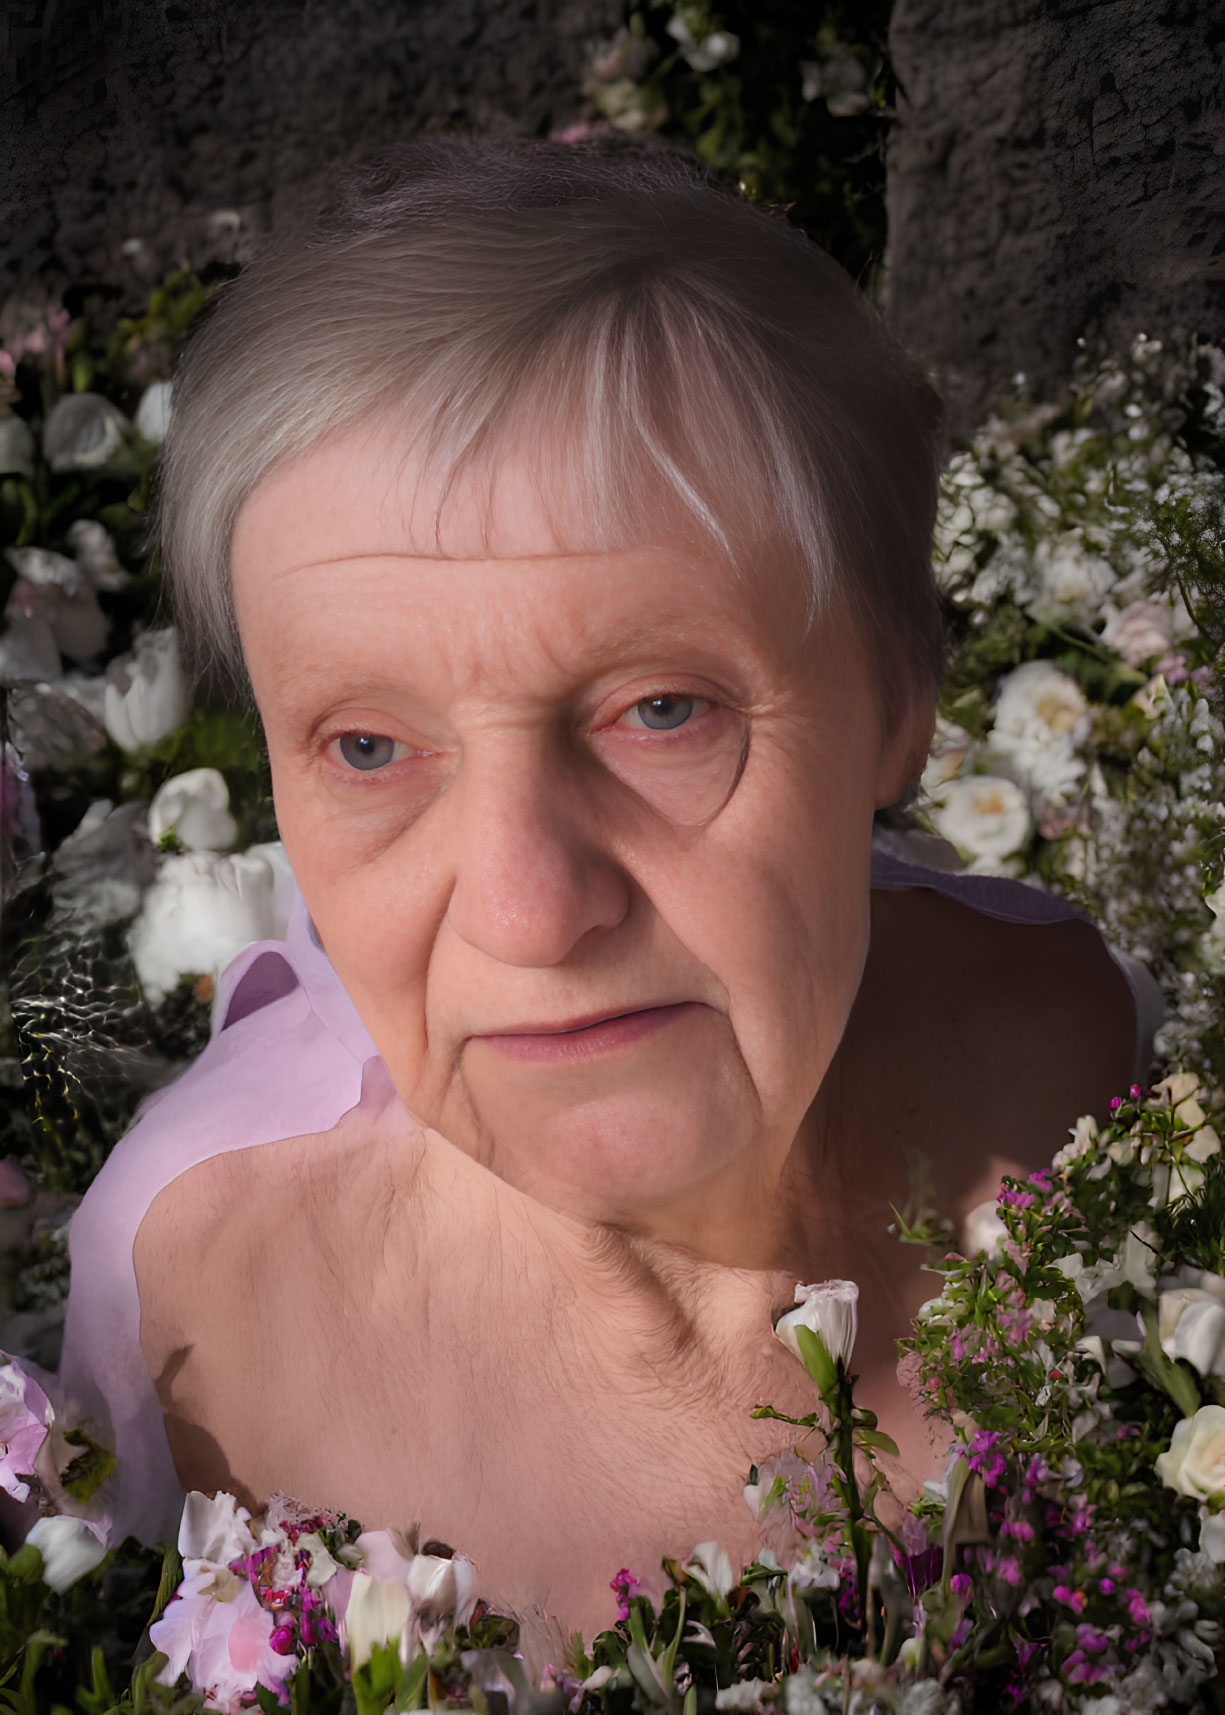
[580,2,894,289]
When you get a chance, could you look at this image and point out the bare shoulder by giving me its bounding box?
[834,883,1137,1208]
[133,1091,428,1386]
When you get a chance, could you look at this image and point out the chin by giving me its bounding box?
[458,1049,758,1224]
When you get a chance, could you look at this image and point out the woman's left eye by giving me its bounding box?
[334,733,402,771]
[618,694,710,733]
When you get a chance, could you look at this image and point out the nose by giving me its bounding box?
[441,742,632,967]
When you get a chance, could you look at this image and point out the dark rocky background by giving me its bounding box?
[3,0,1224,430]
[887,0,1225,431]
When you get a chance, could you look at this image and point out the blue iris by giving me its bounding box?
[637,695,694,730]
[339,733,397,770]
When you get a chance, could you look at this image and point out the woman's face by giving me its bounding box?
[231,418,927,1260]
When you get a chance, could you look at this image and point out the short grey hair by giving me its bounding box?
[155,136,945,730]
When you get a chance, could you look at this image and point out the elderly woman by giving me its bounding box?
[59,138,1156,1637]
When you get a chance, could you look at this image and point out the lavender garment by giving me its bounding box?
[58,852,1164,1548]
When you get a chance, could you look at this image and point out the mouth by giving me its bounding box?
[470,1001,702,1063]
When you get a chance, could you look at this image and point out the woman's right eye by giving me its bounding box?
[334,733,402,772]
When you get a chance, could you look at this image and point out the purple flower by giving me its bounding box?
[610,1568,640,1622]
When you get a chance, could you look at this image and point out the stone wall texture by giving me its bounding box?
[886,0,1225,431]
[2,0,622,310]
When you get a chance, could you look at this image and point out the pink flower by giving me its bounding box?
[0,1359,52,1502]
[150,1570,297,1712]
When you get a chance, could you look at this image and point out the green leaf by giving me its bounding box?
[793,1324,837,1395]
[854,1428,900,1458]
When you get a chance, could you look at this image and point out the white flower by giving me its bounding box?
[148,767,238,853]
[4,547,109,663]
[406,1550,477,1624]
[1026,532,1117,625]
[960,1199,1007,1258]
[1159,1275,1225,1377]
[1157,1404,1225,1503]
[686,1541,736,1602]
[0,411,35,477]
[341,1572,413,1668]
[774,1279,859,1368]
[128,850,286,1005]
[989,660,1089,805]
[26,1514,109,1592]
[928,774,1032,867]
[103,627,190,752]
[1102,599,1175,667]
[42,392,131,472]
[178,1490,258,1569]
[1052,1113,1098,1169]
[135,380,173,443]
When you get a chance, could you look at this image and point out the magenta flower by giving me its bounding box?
[610,1568,640,1621]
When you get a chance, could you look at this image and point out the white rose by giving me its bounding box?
[128,849,283,1005]
[1159,1274,1225,1377]
[134,380,173,443]
[25,1514,109,1593]
[928,774,1032,867]
[103,627,190,752]
[0,411,35,477]
[148,767,238,852]
[1027,533,1116,624]
[1101,599,1175,667]
[775,1278,859,1368]
[1156,1404,1225,1503]
[42,392,131,473]
[991,661,1089,777]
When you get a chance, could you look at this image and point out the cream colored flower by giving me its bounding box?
[1156,1404,1225,1503]
[929,774,1032,868]
[1159,1276,1225,1377]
